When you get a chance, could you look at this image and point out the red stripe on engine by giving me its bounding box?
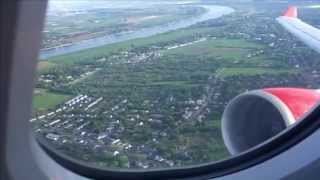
[264,88,320,121]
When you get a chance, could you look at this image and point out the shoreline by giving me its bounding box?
[39,5,234,59]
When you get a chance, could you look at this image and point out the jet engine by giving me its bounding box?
[222,88,320,155]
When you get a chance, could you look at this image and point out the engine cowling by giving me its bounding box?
[222,88,320,155]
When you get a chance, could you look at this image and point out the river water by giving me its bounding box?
[39,3,234,59]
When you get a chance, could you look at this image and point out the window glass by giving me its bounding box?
[31,0,320,169]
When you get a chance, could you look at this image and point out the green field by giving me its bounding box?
[216,67,296,77]
[164,38,264,61]
[37,61,56,72]
[39,37,265,72]
[33,89,72,111]
[42,27,216,65]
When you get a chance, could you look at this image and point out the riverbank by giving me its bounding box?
[39,5,234,59]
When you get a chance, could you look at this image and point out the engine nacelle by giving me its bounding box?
[222,88,320,155]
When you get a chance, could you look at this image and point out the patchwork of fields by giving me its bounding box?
[33,89,71,111]
[36,28,297,112]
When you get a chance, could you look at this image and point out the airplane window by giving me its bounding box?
[30,0,320,172]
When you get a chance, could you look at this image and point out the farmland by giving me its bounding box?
[216,67,296,77]
[33,88,72,111]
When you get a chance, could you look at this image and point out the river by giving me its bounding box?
[39,4,234,59]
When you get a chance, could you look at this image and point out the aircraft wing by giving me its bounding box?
[277,6,320,53]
